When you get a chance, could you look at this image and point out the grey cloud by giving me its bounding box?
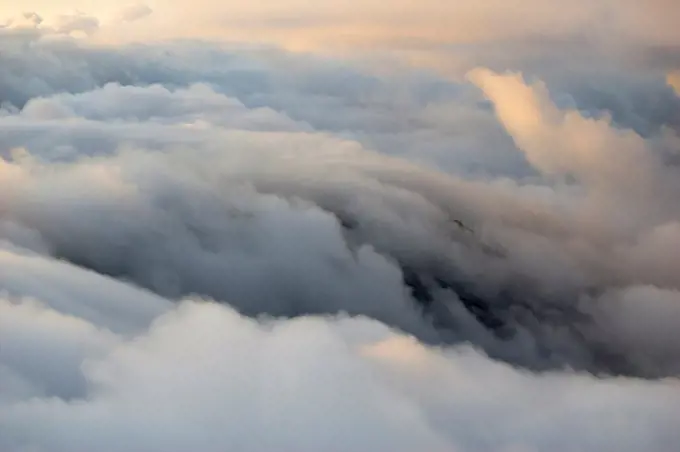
[0,297,119,401]
[0,242,170,334]
[583,285,680,377]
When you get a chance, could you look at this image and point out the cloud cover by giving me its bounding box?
[1,3,680,451]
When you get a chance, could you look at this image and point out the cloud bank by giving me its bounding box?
[0,4,679,451]
[2,297,680,452]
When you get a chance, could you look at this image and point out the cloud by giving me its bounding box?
[118,3,153,23]
[469,69,656,184]
[469,69,680,220]
[0,297,119,402]
[0,6,679,450]
[54,12,100,36]
[669,71,680,96]
[0,67,679,376]
[584,285,680,376]
[1,297,679,452]
[0,30,525,174]
[0,12,44,29]
[0,242,171,334]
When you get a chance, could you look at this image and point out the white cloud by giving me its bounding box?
[1,296,679,452]
[0,294,680,452]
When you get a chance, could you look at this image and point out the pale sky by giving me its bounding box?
[3,0,679,44]
[2,0,678,78]
[0,0,109,17]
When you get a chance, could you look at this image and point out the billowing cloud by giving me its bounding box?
[0,59,679,375]
[2,297,680,452]
[468,69,680,203]
[0,3,679,451]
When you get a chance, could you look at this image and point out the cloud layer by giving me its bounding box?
[0,5,679,451]
[3,296,680,452]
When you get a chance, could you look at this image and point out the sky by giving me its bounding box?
[1,2,680,452]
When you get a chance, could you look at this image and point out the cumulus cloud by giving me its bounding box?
[0,3,679,451]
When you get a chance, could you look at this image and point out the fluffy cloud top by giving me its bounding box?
[2,296,680,452]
